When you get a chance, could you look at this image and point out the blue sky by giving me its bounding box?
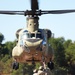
[0,0,75,43]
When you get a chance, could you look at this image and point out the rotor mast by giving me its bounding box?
[26,15,39,32]
[26,0,39,32]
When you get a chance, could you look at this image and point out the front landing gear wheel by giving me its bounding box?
[12,61,19,70]
[47,61,54,70]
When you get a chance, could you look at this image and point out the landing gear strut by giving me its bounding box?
[32,57,35,65]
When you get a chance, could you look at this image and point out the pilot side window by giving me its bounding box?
[21,33,30,39]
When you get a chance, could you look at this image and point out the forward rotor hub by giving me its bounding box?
[24,10,41,16]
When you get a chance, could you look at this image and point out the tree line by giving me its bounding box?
[0,33,75,75]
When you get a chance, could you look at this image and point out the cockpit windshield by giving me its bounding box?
[21,32,42,39]
[31,33,35,38]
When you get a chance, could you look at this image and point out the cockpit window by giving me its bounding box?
[31,33,35,38]
[20,32,42,39]
[21,33,30,39]
[36,33,42,39]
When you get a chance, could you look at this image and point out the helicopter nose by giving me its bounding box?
[24,38,42,47]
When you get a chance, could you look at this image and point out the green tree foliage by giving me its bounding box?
[2,58,12,74]
[49,37,75,75]
[0,33,9,60]
[0,61,4,73]
[65,42,75,65]
[64,40,72,49]
[1,54,10,62]
[49,37,66,67]
[64,42,75,75]
[5,40,16,57]
[0,33,4,44]
[12,63,35,75]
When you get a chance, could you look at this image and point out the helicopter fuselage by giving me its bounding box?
[12,16,54,64]
[12,28,54,63]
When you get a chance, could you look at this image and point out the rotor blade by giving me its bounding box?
[0,10,24,15]
[41,9,75,14]
[31,0,39,11]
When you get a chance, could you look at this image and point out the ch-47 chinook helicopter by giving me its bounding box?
[0,0,75,70]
